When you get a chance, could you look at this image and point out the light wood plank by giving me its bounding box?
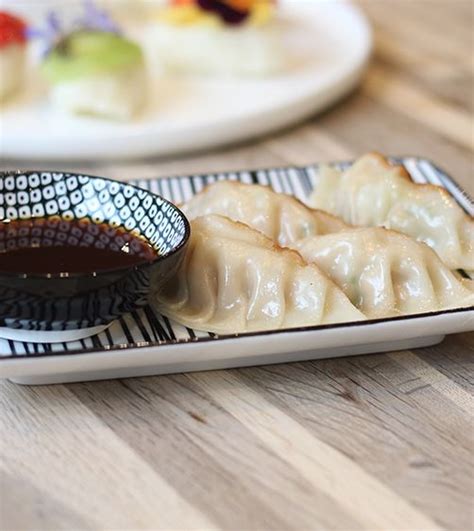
[190,371,440,530]
[66,376,363,530]
[234,352,474,530]
[0,381,216,530]
[363,65,474,151]
[388,351,474,415]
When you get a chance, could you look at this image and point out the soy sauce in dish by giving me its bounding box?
[0,217,157,274]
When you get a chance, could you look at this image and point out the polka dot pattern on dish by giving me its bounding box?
[0,172,187,256]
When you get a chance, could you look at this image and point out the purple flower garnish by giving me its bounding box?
[26,11,64,56]
[76,0,122,35]
[197,0,249,25]
[28,0,122,57]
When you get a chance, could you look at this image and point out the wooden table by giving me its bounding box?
[1,1,473,529]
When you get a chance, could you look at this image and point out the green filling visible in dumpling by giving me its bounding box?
[42,30,143,83]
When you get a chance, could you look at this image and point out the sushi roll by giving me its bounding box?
[147,0,283,77]
[0,12,27,101]
[35,3,146,120]
[42,31,146,120]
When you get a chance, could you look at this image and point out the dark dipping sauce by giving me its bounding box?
[0,218,157,275]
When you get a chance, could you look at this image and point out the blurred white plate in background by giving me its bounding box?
[0,0,371,161]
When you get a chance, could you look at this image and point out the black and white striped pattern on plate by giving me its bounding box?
[0,157,472,358]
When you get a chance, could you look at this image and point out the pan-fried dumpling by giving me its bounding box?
[309,153,474,272]
[295,227,474,319]
[153,215,365,334]
[183,180,348,247]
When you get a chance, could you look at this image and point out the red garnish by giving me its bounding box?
[0,12,27,48]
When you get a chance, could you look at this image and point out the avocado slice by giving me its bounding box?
[42,31,144,83]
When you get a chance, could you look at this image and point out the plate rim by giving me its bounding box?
[0,305,473,361]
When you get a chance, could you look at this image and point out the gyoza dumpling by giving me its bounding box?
[309,153,474,272]
[183,180,348,246]
[295,227,474,319]
[153,215,365,334]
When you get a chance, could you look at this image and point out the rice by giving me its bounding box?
[0,44,25,101]
[146,20,283,77]
[50,64,146,120]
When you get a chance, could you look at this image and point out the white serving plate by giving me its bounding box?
[0,156,472,385]
[0,0,371,160]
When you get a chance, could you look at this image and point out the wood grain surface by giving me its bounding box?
[1,1,473,529]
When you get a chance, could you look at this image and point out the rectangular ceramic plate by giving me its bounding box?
[1,157,473,385]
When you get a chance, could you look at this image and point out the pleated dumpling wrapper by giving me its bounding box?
[183,180,348,247]
[295,227,474,319]
[153,215,365,334]
[309,153,474,272]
